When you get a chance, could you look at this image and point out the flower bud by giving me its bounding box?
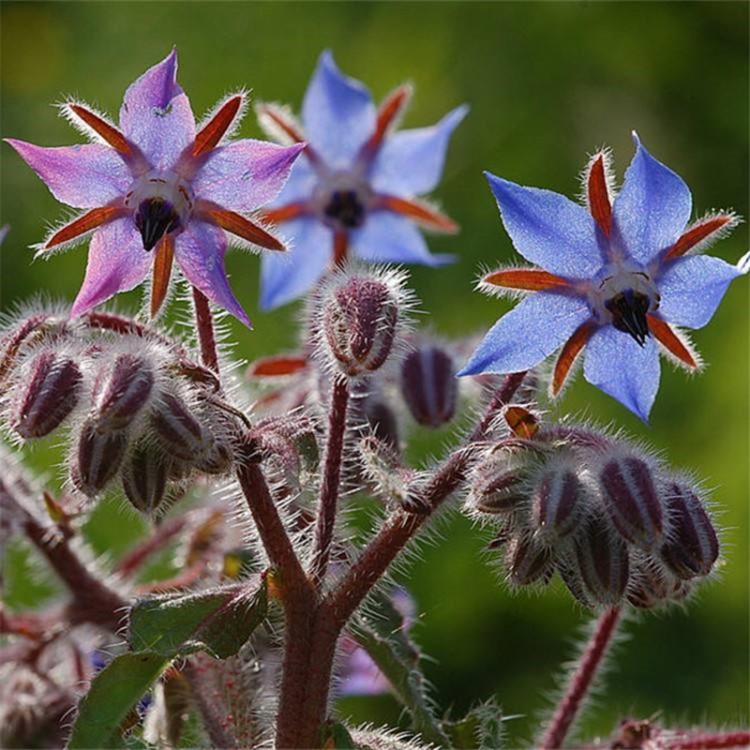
[121,443,169,514]
[362,397,400,450]
[599,455,663,550]
[627,561,692,609]
[74,420,129,496]
[659,483,718,579]
[322,274,399,376]
[505,533,552,585]
[192,438,234,475]
[95,354,155,430]
[530,464,583,540]
[400,345,456,427]
[150,392,209,462]
[574,514,630,605]
[12,351,82,438]
[467,450,528,515]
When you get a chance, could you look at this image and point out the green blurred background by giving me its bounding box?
[1,1,748,744]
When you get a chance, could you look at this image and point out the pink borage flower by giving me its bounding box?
[5,49,304,325]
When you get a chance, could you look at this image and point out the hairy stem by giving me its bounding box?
[309,375,350,587]
[192,287,220,373]
[663,731,750,750]
[540,606,623,749]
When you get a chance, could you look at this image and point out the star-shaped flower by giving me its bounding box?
[5,49,304,325]
[459,133,747,421]
[255,50,468,310]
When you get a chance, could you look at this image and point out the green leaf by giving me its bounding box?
[67,652,169,750]
[320,720,357,749]
[442,697,507,749]
[129,578,268,659]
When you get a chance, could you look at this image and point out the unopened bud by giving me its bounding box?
[659,483,719,579]
[322,275,399,376]
[400,345,456,427]
[363,397,400,450]
[467,450,528,515]
[192,439,234,475]
[574,514,630,605]
[95,354,154,429]
[150,392,209,462]
[627,561,692,609]
[121,444,169,514]
[12,351,82,438]
[599,456,663,550]
[505,533,552,585]
[74,420,128,496]
[531,465,583,540]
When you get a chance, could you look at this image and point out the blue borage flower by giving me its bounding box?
[255,50,468,310]
[459,133,747,421]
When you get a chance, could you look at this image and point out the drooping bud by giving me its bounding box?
[599,455,663,550]
[150,392,209,462]
[400,345,457,427]
[627,560,692,609]
[505,533,552,585]
[95,354,155,430]
[74,420,129,496]
[322,274,400,376]
[121,443,169,514]
[531,463,583,541]
[573,514,630,605]
[466,448,529,515]
[659,483,719,579]
[12,351,82,438]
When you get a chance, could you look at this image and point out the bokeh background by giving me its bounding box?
[1,1,748,745]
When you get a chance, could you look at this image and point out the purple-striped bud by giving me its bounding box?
[95,354,154,430]
[574,514,630,605]
[150,392,209,462]
[74,420,128,496]
[505,533,552,585]
[627,561,692,609]
[599,456,663,550]
[400,345,457,428]
[363,397,400,450]
[12,351,82,438]
[121,444,169,514]
[467,450,528,515]
[322,275,399,377]
[531,465,583,540]
[659,484,719,579]
[192,439,234,475]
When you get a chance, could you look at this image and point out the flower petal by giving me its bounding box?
[657,254,743,329]
[485,173,603,278]
[612,133,692,265]
[301,50,376,167]
[457,292,591,376]
[119,49,196,169]
[352,212,452,266]
[5,140,130,209]
[174,220,250,326]
[193,141,305,212]
[70,218,150,316]
[371,105,468,196]
[584,325,660,422]
[260,218,332,310]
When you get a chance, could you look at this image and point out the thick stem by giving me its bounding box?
[540,606,622,750]
[309,376,350,587]
[192,287,220,373]
[664,732,750,750]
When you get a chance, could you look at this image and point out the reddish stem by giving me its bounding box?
[192,287,220,373]
[663,731,750,750]
[540,606,622,749]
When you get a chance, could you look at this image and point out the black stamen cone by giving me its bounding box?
[135,198,181,251]
[606,289,650,346]
[324,190,366,229]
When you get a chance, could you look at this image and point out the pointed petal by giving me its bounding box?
[119,49,196,169]
[69,218,151,317]
[174,220,250,326]
[485,172,603,278]
[612,133,692,265]
[351,212,452,267]
[458,293,591,376]
[6,139,130,208]
[657,254,742,329]
[301,50,376,167]
[193,141,305,212]
[584,325,660,422]
[371,105,468,197]
[260,218,332,310]
[268,156,318,207]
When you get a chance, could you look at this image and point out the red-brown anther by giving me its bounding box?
[74,420,129,496]
[531,466,583,540]
[599,456,663,551]
[400,346,457,428]
[13,352,82,439]
[574,514,630,605]
[121,444,169,514]
[95,354,155,430]
[505,533,552,586]
[150,392,209,462]
[323,276,399,377]
[659,484,719,579]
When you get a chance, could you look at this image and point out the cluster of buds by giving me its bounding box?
[466,406,720,609]
[0,309,241,515]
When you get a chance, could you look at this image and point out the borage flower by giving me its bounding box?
[459,133,747,421]
[255,50,467,309]
[5,50,304,325]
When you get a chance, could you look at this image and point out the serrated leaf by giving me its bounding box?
[321,720,357,749]
[67,652,169,750]
[443,697,506,750]
[129,578,268,659]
